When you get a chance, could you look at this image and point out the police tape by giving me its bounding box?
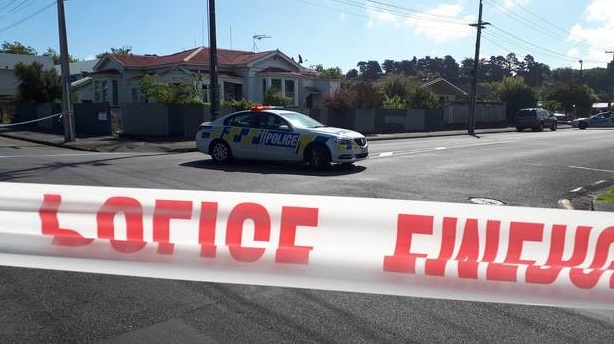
[1,182,613,309]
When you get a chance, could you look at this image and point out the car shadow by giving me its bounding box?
[181,159,367,176]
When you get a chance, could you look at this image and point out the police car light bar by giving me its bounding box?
[251,105,285,111]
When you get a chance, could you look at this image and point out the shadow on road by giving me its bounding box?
[181,159,367,177]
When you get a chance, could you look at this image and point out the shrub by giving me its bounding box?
[325,87,355,110]
[221,99,253,111]
[383,95,406,109]
[263,88,292,106]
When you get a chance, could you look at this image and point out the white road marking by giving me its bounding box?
[569,166,614,173]
[570,187,583,192]
[0,152,144,159]
[435,147,446,150]
[378,152,394,157]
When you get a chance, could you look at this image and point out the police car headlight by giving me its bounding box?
[333,137,352,146]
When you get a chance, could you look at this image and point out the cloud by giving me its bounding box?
[366,3,398,27]
[584,0,614,27]
[567,0,614,68]
[500,0,531,10]
[365,2,475,43]
[403,4,475,43]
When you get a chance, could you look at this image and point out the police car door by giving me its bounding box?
[222,112,260,159]
[258,113,300,161]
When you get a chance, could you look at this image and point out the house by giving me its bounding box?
[0,53,54,101]
[54,59,99,83]
[421,77,468,102]
[73,47,338,109]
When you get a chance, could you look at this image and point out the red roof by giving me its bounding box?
[110,47,274,68]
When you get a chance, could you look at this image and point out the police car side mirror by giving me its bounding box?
[278,125,290,131]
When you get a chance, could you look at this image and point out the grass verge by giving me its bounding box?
[596,188,614,203]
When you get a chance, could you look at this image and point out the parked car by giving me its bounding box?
[195,106,369,168]
[571,111,614,129]
[515,108,558,132]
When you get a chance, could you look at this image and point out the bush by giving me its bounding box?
[263,88,292,106]
[383,95,406,109]
[406,85,440,109]
[221,99,252,111]
[325,87,355,110]
[352,82,383,108]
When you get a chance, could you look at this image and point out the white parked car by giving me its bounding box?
[196,106,369,168]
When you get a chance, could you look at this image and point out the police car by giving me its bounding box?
[571,111,614,129]
[196,106,369,168]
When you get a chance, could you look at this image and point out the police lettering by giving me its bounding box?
[263,132,299,147]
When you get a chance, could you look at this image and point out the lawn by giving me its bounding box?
[596,188,614,203]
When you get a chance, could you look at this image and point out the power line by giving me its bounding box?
[484,0,613,53]
[0,1,54,34]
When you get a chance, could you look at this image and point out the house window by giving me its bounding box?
[284,80,295,100]
[271,78,282,91]
[94,81,101,102]
[112,80,118,106]
[101,80,108,102]
[131,88,139,103]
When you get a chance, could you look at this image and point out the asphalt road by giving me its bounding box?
[1,128,614,343]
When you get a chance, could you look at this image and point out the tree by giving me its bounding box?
[1,41,36,55]
[314,64,344,79]
[382,59,396,75]
[496,76,538,123]
[441,55,460,82]
[96,46,132,58]
[14,62,61,102]
[543,82,598,118]
[381,73,413,99]
[356,60,382,80]
[42,48,78,65]
[345,68,359,79]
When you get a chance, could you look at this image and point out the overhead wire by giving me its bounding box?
[0,1,54,34]
[484,0,614,56]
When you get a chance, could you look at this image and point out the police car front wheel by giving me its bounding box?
[305,144,331,169]
[210,140,232,163]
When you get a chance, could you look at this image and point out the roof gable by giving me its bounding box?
[421,78,467,96]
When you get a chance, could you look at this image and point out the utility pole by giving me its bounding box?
[468,0,489,135]
[208,0,220,120]
[606,51,614,109]
[57,0,75,142]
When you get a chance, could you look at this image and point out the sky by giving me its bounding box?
[2,0,614,73]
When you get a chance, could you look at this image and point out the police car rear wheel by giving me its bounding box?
[305,144,331,169]
[211,140,232,163]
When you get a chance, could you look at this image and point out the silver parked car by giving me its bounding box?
[515,108,558,132]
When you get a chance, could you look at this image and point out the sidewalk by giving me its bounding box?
[0,127,523,153]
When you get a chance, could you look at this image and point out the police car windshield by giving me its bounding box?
[279,112,325,128]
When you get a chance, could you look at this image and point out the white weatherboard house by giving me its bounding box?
[73,47,340,109]
[0,53,54,100]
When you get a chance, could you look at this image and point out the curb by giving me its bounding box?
[0,131,98,152]
[558,179,614,211]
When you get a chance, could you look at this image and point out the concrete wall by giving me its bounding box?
[442,102,507,128]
